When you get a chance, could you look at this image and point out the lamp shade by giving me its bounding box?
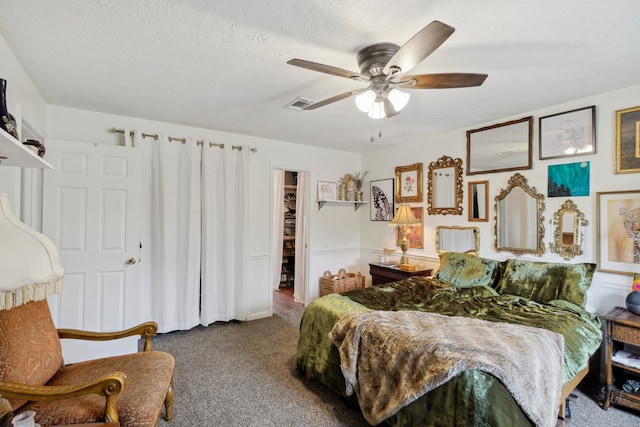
[355,89,376,112]
[390,205,421,226]
[0,193,63,310]
[387,88,410,111]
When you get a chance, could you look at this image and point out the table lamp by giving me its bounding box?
[389,205,421,270]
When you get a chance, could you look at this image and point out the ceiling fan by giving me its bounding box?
[287,20,487,119]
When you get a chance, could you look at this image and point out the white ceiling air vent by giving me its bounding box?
[284,97,317,111]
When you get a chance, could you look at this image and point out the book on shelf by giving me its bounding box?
[613,349,640,369]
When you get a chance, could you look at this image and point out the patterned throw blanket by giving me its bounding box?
[330,311,564,427]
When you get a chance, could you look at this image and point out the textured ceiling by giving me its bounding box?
[1,0,639,152]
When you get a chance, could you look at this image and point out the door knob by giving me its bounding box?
[125,257,137,265]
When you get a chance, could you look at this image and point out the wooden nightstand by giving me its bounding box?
[601,306,640,411]
[369,263,433,286]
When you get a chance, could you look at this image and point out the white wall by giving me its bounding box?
[0,34,46,137]
[46,105,363,318]
[362,84,640,315]
[0,33,47,212]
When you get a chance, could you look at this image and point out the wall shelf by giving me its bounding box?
[317,200,368,211]
[0,128,52,169]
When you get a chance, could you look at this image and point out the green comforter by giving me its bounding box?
[295,277,602,426]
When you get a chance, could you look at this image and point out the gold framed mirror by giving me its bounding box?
[494,173,545,256]
[427,155,463,215]
[436,225,480,255]
[550,199,588,260]
[468,180,489,222]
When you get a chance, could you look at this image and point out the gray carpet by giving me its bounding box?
[152,308,639,426]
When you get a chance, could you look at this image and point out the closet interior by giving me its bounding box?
[280,170,297,289]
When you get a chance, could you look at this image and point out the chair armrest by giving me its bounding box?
[58,321,159,351]
[0,371,126,423]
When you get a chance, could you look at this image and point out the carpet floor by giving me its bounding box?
[152,308,640,426]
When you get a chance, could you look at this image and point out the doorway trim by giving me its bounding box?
[270,165,310,313]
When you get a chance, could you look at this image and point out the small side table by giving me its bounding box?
[601,306,640,411]
[369,263,433,286]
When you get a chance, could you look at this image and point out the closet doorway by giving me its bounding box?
[272,169,307,313]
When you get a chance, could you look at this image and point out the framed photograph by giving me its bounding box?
[466,116,533,175]
[468,180,488,222]
[395,206,424,249]
[370,178,394,221]
[616,105,640,173]
[597,190,640,274]
[395,163,423,203]
[548,161,590,197]
[317,181,337,201]
[539,106,595,160]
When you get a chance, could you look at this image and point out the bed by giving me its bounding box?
[295,252,603,427]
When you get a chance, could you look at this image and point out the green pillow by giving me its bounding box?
[495,258,595,308]
[434,252,504,289]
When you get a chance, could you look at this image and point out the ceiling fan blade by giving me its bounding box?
[383,21,455,76]
[398,73,488,89]
[287,59,368,81]
[303,90,362,110]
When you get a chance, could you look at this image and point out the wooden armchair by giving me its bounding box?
[0,299,174,427]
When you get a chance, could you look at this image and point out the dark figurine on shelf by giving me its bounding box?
[22,139,45,157]
[0,78,19,140]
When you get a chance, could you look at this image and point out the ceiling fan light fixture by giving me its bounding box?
[368,100,386,119]
[355,89,376,112]
[387,88,410,111]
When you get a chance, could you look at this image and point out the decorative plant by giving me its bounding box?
[352,170,369,191]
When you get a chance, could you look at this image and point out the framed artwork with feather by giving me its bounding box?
[370,178,394,221]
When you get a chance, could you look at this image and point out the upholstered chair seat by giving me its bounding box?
[0,299,175,427]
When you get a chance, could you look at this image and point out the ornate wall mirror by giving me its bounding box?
[427,155,463,215]
[494,173,545,256]
[550,199,588,260]
[436,225,480,255]
[468,180,489,222]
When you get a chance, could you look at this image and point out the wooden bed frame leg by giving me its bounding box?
[558,399,566,421]
[557,365,588,423]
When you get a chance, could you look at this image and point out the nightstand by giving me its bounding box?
[369,263,433,286]
[601,306,640,411]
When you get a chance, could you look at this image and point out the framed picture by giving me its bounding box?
[466,116,533,175]
[395,163,423,203]
[616,105,640,173]
[395,206,424,249]
[547,161,590,197]
[317,181,337,201]
[468,180,488,222]
[539,106,596,160]
[370,178,394,221]
[596,190,640,274]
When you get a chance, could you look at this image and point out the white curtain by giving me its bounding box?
[200,145,251,324]
[136,134,202,333]
[293,171,308,303]
[271,170,285,291]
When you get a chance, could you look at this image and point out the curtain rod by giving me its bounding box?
[111,128,256,152]
[232,145,257,152]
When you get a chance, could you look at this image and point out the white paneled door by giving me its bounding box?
[42,140,140,362]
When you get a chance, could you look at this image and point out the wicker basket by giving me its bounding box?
[319,268,365,296]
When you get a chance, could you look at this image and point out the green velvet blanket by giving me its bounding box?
[295,277,602,426]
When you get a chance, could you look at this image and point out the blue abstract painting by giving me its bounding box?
[548,161,590,197]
